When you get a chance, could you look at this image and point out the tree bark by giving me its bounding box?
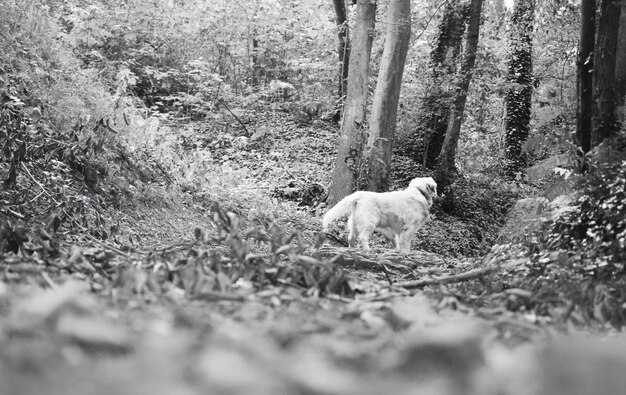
[615,0,626,106]
[434,0,483,191]
[327,0,376,206]
[361,0,411,192]
[592,0,623,146]
[332,0,351,122]
[504,0,535,178]
[576,0,595,155]
[419,0,470,169]
[398,0,469,168]
[251,37,260,86]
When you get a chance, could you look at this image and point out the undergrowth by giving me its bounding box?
[484,154,626,329]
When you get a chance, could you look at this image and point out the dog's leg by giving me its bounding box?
[358,223,376,250]
[393,234,402,250]
[358,231,371,250]
[347,215,358,247]
[398,228,416,251]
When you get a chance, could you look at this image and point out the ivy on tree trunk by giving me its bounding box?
[434,0,483,193]
[361,0,411,192]
[504,0,535,179]
[576,0,595,155]
[418,0,469,169]
[614,0,626,106]
[327,0,376,206]
[592,0,623,146]
[332,0,351,122]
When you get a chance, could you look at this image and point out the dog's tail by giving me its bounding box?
[322,192,362,231]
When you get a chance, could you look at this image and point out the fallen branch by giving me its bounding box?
[217,99,250,137]
[397,260,523,289]
[155,241,195,254]
[318,246,447,272]
[85,233,137,257]
[192,291,247,302]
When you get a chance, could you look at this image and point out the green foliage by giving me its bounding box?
[54,0,337,120]
[0,1,167,256]
[540,161,626,274]
[0,91,119,256]
[441,177,518,223]
[0,2,116,129]
[500,159,626,328]
[124,202,354,299]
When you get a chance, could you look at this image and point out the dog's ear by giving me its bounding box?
[429,182,437,196]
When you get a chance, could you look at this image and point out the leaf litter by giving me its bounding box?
[2,228,626,395]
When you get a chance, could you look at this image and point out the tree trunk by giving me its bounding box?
[251,36,260,86]
[504,0,535,178]
[576,0,595,155]
[419,0,470,169]
[592,0,623,146]
[434,0,484,191]
[332,0,351,122]
[399,0,469,168]
[615,0,626,106]
[361,0,411,192]
[327,0,376,206]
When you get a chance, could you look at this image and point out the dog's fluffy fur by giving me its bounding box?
[322,177,437,251]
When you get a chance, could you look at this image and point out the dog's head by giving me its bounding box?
[408,177,437,206]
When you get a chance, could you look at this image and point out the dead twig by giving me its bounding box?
[156,242,194,254]
[6,208,25,219]
[41,271,59,289]
[272,154,297,180]
[380,263,394,287]
[85,233,140,257]
[21,162,60,205]
[217,99,250,137]
[192,291,247,302]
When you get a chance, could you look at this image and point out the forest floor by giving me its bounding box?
[1,111,626,395]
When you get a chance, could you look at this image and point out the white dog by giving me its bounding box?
[322,177,437,251]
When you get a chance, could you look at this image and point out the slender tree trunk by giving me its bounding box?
[504,0,535,178]
[592,0,623,146]
[419,0,470,169]
[251,37,260,86]
[361,0,411,192]
[576,0,595,155]
[327,0,376,206]
[332,0,351,122]
[615,0,626,106]
[434,0,483,192]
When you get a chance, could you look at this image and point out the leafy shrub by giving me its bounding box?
[183,202,353,298]
[54,0,337,121]
[439,176,519,224]
[540,160,626,276]
[504,158,626,328]
[0,1,160,251]
[428,177,519,256]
